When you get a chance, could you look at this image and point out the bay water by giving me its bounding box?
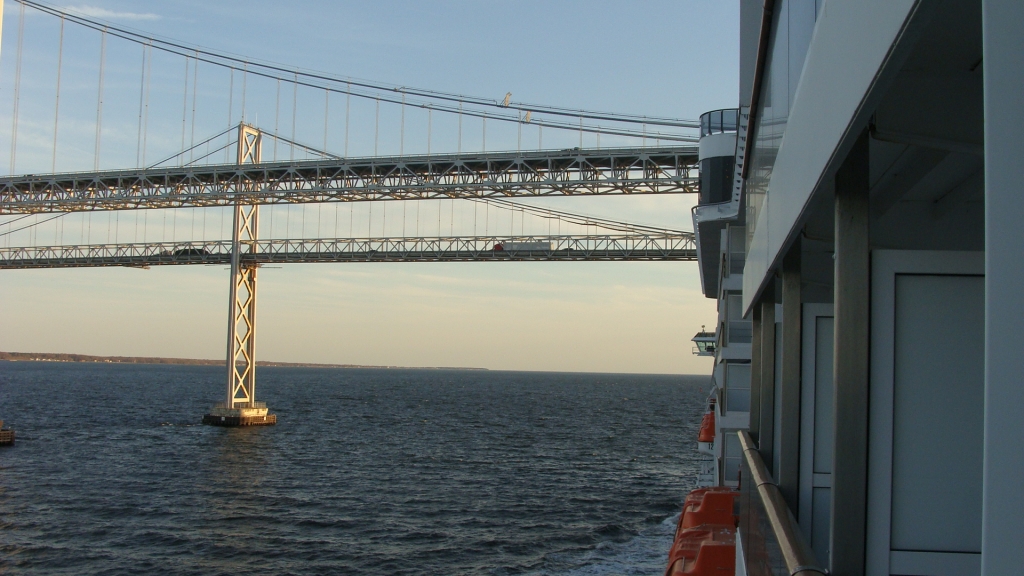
[0,361,707,575]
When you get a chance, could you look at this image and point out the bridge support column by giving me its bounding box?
[204,125,276,427]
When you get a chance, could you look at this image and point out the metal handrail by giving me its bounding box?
[739,430,827,576]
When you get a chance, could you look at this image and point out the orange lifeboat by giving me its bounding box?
[665,487,739,576]
[665,525,736,576]
[698,411,715,443]
[677,488,739,532]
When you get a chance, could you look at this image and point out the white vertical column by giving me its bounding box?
[982,1,1024,572]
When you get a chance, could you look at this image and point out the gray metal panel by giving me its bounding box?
[812,318,834,475]
[890,274,983,553]
[759,299,777,472]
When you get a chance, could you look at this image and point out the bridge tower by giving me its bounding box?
[203,124,276,427]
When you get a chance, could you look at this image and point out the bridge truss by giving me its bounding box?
[0,145,698,214]
[0,233,696,269]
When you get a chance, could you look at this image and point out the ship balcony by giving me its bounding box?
[691,327,717,356]
[699,108,739,137]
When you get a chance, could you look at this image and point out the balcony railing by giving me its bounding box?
[728,321,753,344]
[738,431,826,576]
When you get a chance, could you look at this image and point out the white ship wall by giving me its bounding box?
[724,0,1021,574]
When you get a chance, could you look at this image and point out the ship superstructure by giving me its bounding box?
[676,1,1024,575]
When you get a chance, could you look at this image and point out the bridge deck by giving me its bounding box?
[0,234,696,269]
[0,146,698,214]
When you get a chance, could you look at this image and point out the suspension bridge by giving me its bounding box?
[0,1,702,425]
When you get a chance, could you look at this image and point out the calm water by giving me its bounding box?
[0,362,707,575]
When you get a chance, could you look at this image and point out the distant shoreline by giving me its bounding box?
[0,351,487,371]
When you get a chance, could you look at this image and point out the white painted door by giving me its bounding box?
[798,303,834,568]
[867,250,984,576]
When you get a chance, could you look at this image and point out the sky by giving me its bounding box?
[0,0,739,374]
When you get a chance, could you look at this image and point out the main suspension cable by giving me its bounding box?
[14,0,699,140]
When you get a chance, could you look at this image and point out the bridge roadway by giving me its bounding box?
[0,233,697,269]
[0,146,698,214]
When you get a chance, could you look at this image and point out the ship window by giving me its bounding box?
[725,363,751,413]
[723,431,742,483]
[728,226,746,276]
[727,294,752,344]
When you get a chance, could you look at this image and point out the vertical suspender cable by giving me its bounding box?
[142,43,152,167]
[9,3,24,174]
[427,105,432,155]
[400,92,405,156]
[374,97,380,156]
[482,116,486,152]
[189,51,199,162]
[323,88,329,152]
[458,101,463,154]
[51,15,65,173]
[225,68,234,163]
[241,62,248,122]
[273,78,280,160]
[344,82,351,157]
[135,43,146,167]
[290,73,298,161]
[579,115,583,148]
[180,57,189,164]
[517,111,522,152]
[94,27,107,171]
